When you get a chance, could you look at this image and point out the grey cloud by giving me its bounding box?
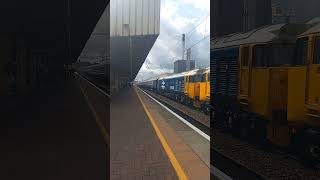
[136,1,210,81]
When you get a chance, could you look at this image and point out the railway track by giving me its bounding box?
[76,72,110,97]
[140,87,320,179]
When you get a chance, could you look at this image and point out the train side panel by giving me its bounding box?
[287,67,307,123]
[205,72,210,100]
[210,47,239,109]
[305,34,320,122]
[250,68,269,116]
[199,79,208,101]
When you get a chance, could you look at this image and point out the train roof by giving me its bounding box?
[145,76,158,81]
[142,67,210,82]
[184,69,199,76]
[212,23,307,50]
[158,67,210,80]
[159,71,186,80]
[145,73,172,81]
[185,68,209,76]
[299,17,320,36]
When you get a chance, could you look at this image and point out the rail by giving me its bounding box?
[74,72,110,99]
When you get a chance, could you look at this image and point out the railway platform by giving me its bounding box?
[1,73,211,180]
[0,77,108,180]
[110,86,210,180]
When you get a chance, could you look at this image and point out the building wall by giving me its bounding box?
[190,60,195,70]
[174,60,195,73]
[254,0,272,28]
[110,0,161,92]
[110,0,160,37]
[174,60,186,73]
[212,0,243,37]
[272,0,320,24]
[212,0,271,37]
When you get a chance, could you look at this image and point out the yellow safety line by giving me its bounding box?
[135,88,189,180]
[79,83,110,147]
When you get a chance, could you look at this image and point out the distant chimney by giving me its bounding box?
[182,34,185,60]
[186,48,191,71]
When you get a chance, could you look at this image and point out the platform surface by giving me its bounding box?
[110,87,178,180]
[136,87,210,180]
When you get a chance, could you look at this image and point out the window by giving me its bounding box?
[189,75,202,82]
[241,47,249,66]
[294,37,308,66]
[200,74,206,82]
[313,37,320,64]
[190,76,193,82]
[269,44,295,66]
[252,44,295,67]
[190,75,196,82]
[253,45,268,67]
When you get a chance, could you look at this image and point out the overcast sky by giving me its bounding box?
[135,0,210,81]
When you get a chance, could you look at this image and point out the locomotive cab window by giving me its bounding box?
[313,36,320,64]
[189,75,193,82]
[269,44,295,67]
[190,75,195,82]
[201,74,206,82]
[241,47,249,66]
[252,44,294,67]
[253,45,268,67]
[190,75,201,82]
[294,37,309,66]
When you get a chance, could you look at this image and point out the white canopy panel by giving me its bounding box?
[110,0,160,37]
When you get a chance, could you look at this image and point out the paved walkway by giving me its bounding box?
[110,87,177,180]
[136,87,210,180]
[1,78,107,180]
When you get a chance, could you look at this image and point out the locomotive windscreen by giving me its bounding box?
[252,44,296,67]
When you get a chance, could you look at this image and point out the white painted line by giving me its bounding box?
[211,165,233,180]
[74,72,110,98]
[138,87,210,141]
